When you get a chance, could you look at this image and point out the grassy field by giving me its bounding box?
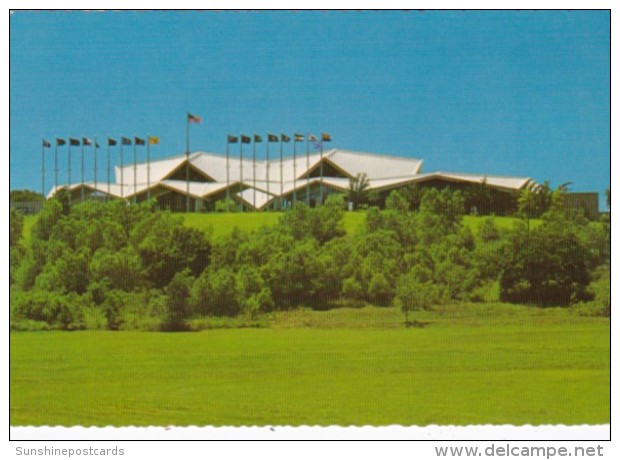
[183,212,541,238]
[23,211,534,241]
[10,305,609,427]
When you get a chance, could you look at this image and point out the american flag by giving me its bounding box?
[187,113,202,124]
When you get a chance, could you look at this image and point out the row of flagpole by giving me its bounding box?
[41,135,160,205]
[41,112,332,213]
[224,132,331,212]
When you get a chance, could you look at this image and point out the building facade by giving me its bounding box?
[48,148,538,213]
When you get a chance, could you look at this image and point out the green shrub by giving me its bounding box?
[192,267,240,316]
[90,247,144,291]
[10,290,87,330]
[500,223,592,305]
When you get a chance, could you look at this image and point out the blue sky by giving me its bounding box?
[10,10,610,208]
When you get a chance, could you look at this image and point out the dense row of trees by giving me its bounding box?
[9,184,610,331]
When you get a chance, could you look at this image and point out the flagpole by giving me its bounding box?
[68,142,72,206]
[293,138,297,206]
[240,137,244,212]
[94,137,98,194]
[120,139,124,199]
[185,114,190,213]
[226,139,230,212]
[81,139,85,202]
[107,137,111,200]
[279,137,283,210]
[253,136,257,210]
[306,134,310,206]
[133,136,137,204]
[147,134,151,202]
[54,140,58,195]
[320,140,324,205]
[41,140,45,199]
[266,139,270,210]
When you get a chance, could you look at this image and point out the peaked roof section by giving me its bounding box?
[160,179,239,199]
[326,149,423,179]
[113,149,424,186]
[115,152,192,185]
[368,172,533,192]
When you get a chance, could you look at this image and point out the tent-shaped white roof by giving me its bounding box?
[48,147,535,207]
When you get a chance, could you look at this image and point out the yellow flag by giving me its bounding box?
[148,136,160,145]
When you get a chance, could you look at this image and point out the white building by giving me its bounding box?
[48,148,537,212]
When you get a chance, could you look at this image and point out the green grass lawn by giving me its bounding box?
[22,215,37,245]
[25,211,535,241]
[10,305,609,427]
[180,211,536,239]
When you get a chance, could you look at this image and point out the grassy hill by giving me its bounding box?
[23,211,538,242]
[181,211,534,238]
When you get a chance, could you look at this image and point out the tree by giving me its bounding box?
[32,199,64,241]
[192,267,240,316]
[419,188,464,229]
[348,173,370,210]
[35,247,90,294]
[162,270,194,331]
[215,198,238,213]
[385,190,409,213]
[10,189,45,202]
[235,266,273,317]
[133,212,210,287]
[464,179,492,215]
[10,208,25,284]
[10,207,24,248]
[517,181,552,220]
[499,222,591,305]
[394,269,441,325]
[400,184,424,211]
[90,247,145,291]
[280,196,345,245]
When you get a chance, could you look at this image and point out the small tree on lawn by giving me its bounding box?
[394,270,440,326]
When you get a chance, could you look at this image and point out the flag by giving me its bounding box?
[42,140,51,148]
[135,137,146,146]
[294,133,304,142]
[56,138,66,146]
[281,134,290,142]
[227,135,238,144]
[95,142,100,148]
[188,113,202,124]
[69,138,80,146]
[308,134,318,142]
[321,133,332,142]
[108,138,117,146]
[148,136,160,145]
[241,135,251,144]
[268,134,278,142]
[121,137,132,146]
[254,134,262,143]
[82,138,92,146]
